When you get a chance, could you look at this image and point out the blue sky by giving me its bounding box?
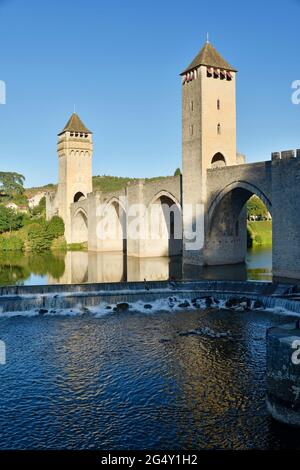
[0,0,299,187]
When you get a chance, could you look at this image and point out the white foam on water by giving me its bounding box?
[1,293,300,319]
[264,306,300,317]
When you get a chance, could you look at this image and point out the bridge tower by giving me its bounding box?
[56,113,93,243]
[181,41,239,263]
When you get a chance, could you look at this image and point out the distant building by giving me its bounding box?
[28,192,46,208]
[5,202,18,210]
[4,202,28,213]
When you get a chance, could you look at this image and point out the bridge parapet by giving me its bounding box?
[272,149,300,160]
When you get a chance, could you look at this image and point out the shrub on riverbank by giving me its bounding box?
[0,235,24,251]
[51,235,67,251]
[27,222,54,251]
[26,217,65,252]
[47,215,65,239]
[0,216,66,253]
[67,242,88,251]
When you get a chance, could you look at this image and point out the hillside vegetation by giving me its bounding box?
[25,175,174,196]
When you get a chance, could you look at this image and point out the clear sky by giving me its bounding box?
[0,0,299,187]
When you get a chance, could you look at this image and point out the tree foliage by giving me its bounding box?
[0,205,24,233]
[0,172,25,199]
[0,235,24,251]
[26,216,65,252]
[247,195,269,219]
[174,168,181,176]
[46,215,64,239]
[27,222,53,252]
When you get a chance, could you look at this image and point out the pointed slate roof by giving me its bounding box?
[58,113,92,135]
[181,42,236,75]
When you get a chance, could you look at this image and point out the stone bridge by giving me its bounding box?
[48,41,300,280]
[70,175,182,258]
[69,151,300,280]
[204,151,300,279]
[67,150,300,280]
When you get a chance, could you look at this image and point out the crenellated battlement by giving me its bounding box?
[271,149,300,160]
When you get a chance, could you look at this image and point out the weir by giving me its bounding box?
[0,280,299,315]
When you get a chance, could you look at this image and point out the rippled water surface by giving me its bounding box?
[1,306,300,450]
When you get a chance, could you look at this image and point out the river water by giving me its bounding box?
[0,304,299,450]
[1,245,292,450]
[0,246,272,286]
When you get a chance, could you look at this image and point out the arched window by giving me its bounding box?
[211,152,226,169]
[217,123,221,135]
[73,192,85,202]
[217,99,220,110]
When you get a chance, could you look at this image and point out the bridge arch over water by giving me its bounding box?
[101,196,127,253]
[146,191,182,257]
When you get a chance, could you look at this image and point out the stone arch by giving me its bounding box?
[211,152,226,169]
[206,180,272,265]
[208,180,272,230]
[72,208,88,244]
[73,191,85,202]
[147,191,182,256]
[101,197,127,253]
[148,190,181,209]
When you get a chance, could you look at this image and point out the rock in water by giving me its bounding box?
[253,299,263,309]
[178,301,190,308]
[39,308,48,315]
[113,303,130,312]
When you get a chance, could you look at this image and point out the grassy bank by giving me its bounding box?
[247,220,272,247]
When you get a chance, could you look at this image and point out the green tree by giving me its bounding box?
[27,222,53,252]
[174,168,181,176]
[0,205,24,233]
[0,172,25,200]
[46,215,65,239]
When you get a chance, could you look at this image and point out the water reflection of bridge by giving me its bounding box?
[48,252,183,285]
[47,248,272,285]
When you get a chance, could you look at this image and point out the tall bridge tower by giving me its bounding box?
[56,113,93,243]
[181,41,239,263]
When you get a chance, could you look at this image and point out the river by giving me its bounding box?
[0,246,272,286]
[0,304,299,449]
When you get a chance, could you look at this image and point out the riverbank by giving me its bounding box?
[248,220,272,246]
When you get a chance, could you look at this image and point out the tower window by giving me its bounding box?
[211,152,226,168]
[217,99,220,110]
[189,124,194,136]
[217,123,221,135]
[190,100,193,112]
